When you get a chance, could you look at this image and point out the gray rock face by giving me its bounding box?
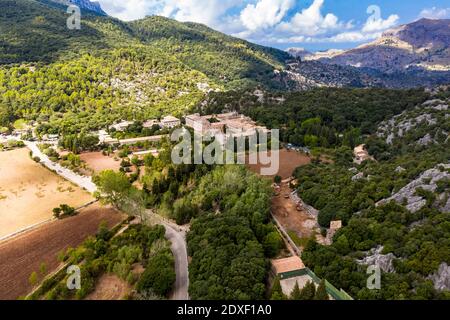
[377,111,438,144]
[349,167,358,174]
[357,246,396,273]
[422,99,445,106]
[431,104,448,111]
[438,193,450,213]
[352,172,365,181]
[315,19,450,73]
[377,164,450,213]
[417,133,435,146]
[428,263,450,292]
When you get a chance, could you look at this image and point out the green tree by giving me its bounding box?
[299,281,316,300]
[270,277,286,300]
[39,263,47,276]
[290,282,302,300]
[136,251,175,297]
[314,280,329,300]
[93,170,132,208]
[263,231,283,258]
[29,271,38,286]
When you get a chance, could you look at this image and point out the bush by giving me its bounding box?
[53,204,77,219]
[136,251,175,297]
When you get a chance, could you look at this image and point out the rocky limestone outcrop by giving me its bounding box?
[357,246,396,273]
[377,98,449,145]
[417,133,436,146]
[352,172,365,181]
[316,19,450,73]
[377,164,450,213]
[428,263,450,292]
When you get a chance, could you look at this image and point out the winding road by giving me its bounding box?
[8,137,190,300]
[164,224,190,300]
[147,211,190,300]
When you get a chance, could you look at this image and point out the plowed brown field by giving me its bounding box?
[0,204,125,300]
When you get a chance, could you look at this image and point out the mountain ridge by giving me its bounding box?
[46,0,106,15]
[309,18,450,73]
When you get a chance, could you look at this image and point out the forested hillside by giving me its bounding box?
[129,16,290,90]
[295,88,449,300]
[0,0,211,133]
[0,0,296,134]
[199,86,450,300]
[200,88,429,149]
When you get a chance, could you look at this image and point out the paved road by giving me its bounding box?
[164,223,189,300]
[24,141,97,193]
[147,211,189,300]
[8,137,189,300]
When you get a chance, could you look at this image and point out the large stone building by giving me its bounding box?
[184,112,270,143]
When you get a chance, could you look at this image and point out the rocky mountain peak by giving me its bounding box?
[47,0,106,15]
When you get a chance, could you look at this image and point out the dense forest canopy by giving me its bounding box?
[201,88,430,148]
[0,0,296,134]
[93,137,283,300]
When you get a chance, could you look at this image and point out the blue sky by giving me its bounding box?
[97,0,450,51]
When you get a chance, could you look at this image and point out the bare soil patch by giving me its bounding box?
[0,148,93,239]
[246,149,311,179]
[271,184,326,247]
[79,152,121,176]
[85,274,131,301]
[0,204,125,300]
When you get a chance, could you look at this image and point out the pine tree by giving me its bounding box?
[314,280,329,300]
[290,282,302,300]
[271,277,286,300]
[299,281,316,300]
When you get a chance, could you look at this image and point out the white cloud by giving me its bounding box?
[240,0,294,31]
[98,0,239,26]
[97,0,401,47]
[419,7,450,19]
[164,0,240,28]
[277,0,345,36]
[326,31,382,43]
[98,0,159,21]
[362,12,399,33]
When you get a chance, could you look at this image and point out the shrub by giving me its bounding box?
[136,251,175,297]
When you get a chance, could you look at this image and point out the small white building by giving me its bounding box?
[109,121,134,132]
[143,119,160,129]
[160,116,181,129]
[97,130,111,143]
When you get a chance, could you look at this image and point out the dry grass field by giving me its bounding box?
[246,149,311,179]
[85,274,131,300]
[0,148,93,239]
[79,152,121,176]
